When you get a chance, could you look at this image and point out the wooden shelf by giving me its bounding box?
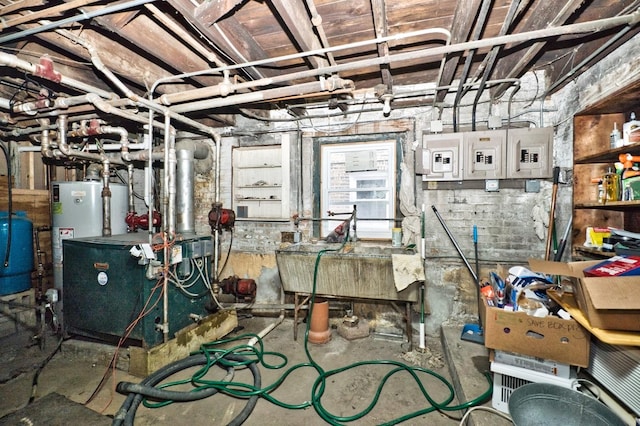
[548,290,640,347]
[575,200,640,210]
[575,142,640,164]
[572,110,640,259]
[573,246,615,259]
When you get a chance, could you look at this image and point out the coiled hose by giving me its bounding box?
[112,352,259,426]
[113,230,491,425]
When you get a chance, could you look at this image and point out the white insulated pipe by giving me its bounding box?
[157,12,639,112]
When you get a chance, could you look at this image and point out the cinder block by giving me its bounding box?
[337,318,370,340]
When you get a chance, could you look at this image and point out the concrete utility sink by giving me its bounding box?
[275,243,419,302]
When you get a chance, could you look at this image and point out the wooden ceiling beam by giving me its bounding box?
[168,0,276,81]
[435,0,483,103]
[90,11,216,85]
[371,0,393,91]
[490,0,585,99]
[0,0,45,16]
[195,0,244,25]
[270,0,329,71]
[15,26,173,94]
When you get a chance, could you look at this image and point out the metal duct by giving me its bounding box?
[176,148,195,235]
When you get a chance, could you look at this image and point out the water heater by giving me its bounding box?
[52,181,128,327]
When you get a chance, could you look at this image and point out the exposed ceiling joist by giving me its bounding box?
[370,0,393,91]
[436,0,484,103]
[195,0,244,24]
[490,0,585,99]
[270,0,330,71]
[168,0,275,81]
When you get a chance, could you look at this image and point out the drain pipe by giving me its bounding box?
[247,285,286,347]
[160,113,176,343]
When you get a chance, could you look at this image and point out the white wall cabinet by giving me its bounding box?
[232,140,290,219]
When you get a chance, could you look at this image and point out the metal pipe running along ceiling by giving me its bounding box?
[162,11,639,113]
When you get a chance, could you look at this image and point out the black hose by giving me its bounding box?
[28,334,65,404]
[116,380,223,402]
[113,353,260,426]
[0,140,12,267]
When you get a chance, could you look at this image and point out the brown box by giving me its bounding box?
[529,258,640,332]
[481,295,590,367]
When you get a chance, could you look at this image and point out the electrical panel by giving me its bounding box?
[506,127,553,179]
[416,132,464,181]
[463,130,506,180]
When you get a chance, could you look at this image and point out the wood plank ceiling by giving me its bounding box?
[0,0,639,133]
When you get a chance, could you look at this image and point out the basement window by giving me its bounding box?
[314,135,402,240]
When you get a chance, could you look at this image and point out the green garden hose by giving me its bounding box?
[115,229,492,425]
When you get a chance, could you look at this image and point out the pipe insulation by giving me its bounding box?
[159,12,638,111]
[169,77,354,113]
[155,27,452,105]
[0,52,113,100]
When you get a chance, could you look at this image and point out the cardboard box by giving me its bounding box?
[528,258,640,332]
[481,295,590,367]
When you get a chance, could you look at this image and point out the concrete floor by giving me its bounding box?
[0,314,511,425]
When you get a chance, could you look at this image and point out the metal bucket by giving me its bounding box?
[508,383,626,426]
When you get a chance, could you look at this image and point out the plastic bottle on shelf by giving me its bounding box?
[610,122,621,149]
[622,112,640,145]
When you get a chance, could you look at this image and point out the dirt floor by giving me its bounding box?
[0,314,498,425]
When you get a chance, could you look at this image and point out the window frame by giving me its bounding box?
[312,133,404,240]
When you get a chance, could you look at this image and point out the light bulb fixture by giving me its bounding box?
[380,94,393,116]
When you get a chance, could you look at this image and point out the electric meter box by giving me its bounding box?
[506,127,553,179]
[416,132,464,181]
[463,130,507,180]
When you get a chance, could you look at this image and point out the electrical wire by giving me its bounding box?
[112,225,493,425]
[28,334,65,405]
[458,405,512,425]
[86,233,176,409]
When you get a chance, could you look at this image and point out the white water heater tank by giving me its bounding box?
[52,181,128,265]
